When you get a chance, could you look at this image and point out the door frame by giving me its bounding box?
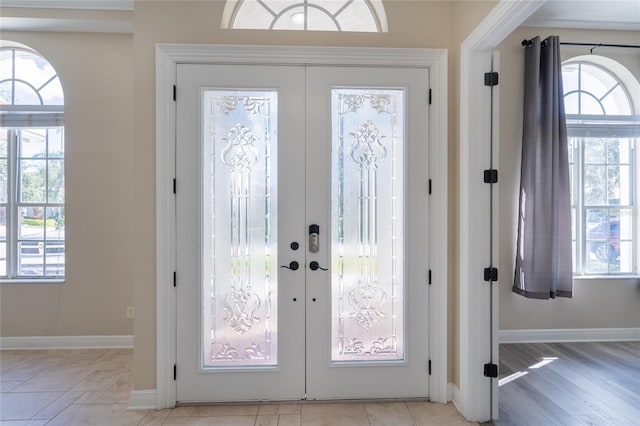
[155,44,448,409]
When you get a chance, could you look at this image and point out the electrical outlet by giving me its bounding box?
[126,306,135,319]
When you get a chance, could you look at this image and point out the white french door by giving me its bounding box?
[176,63,430,403]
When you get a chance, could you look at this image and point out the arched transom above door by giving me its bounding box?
[221,0,388,32]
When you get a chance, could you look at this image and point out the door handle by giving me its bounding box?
[309,261,328,271]
[281,261,300,271]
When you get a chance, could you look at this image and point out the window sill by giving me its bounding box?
[573,275,640,281]
[0,278,65,284]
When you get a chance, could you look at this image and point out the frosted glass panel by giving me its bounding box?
[202,90,278,367]
[331,89,404,362]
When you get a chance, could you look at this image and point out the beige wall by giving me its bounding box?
[0,31,135,336]
[0,0,501,392]
[497,27,640,331]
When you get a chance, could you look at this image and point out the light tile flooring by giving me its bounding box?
[0,349,474,426]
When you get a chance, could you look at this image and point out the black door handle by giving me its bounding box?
[309,261,328,271]
[281,261,299,271]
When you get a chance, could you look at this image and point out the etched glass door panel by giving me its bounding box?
[202,90,278,367]
[331,89,404,362]
[176,64,305,402]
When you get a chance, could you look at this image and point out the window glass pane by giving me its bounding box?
[38,77,64,106]
[46,207,65,240]
[14,50,56,90]
[202,90,278,367]
[584,138,605,163]
[306,7,339,31]
[0,81,12,105]
[563,93,579,114]
[19,206,45,239]
[20,160,46,203]
[233,1,275,29]
[336,0,378,31]
[47,160,64,203]
[0,131,7,204]
[331,88,404,362]
[562,64,579,93]
[14,81,41,105]
[584,165,606,205]
[19,128,46,158]
[19,241,44,276]
[272,6,307,30]
[48,128,64,158]
[0,50,12,83]
[0,242,5,276]
[580,92,604,115]
[580,64,617,99]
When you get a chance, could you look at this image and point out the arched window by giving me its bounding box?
[221,0,388,32]
[0,41,65,280]
[563,56,640,275]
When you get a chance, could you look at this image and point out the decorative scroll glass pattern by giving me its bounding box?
[331,88,404,362]
[202,90,278,367]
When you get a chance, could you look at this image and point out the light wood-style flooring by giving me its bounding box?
[0,348,473,425]
[497,341,640,426]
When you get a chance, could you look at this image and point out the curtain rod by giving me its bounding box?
[521,39,640,53]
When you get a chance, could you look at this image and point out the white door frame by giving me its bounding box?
[155,44,448,409]
[457,0,546,422]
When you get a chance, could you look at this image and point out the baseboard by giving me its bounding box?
[449,383,461,409]
[499,328,640,344]
[129,390,157,410]
[0,335,134,350]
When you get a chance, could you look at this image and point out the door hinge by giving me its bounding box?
[173,85,176,101]
[173,271,176,287]
[428,179,432,195]
[428,360,432,375]
[484,363,498,378]
[483,169,498,184]
[173,178,176,194]
[428,89,432,105]
[484,267,498,282]
[484,72,499,87]
[173,364,177,380]
[428,269,432,285]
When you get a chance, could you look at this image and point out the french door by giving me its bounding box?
[176,63,430,402]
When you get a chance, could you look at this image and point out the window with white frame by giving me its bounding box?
[221,0,388,32]
[563,57,640,275]
[0,42,65,279]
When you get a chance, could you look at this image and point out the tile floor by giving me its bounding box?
[0,349,475,425]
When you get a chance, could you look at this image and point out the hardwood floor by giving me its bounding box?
[496,341,640,426]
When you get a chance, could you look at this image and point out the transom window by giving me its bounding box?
[221,0,388,32]
[563,57,640,275]
[0,41,65,280]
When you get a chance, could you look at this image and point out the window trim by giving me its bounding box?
[563,58,639,277]
[1,42,65,281]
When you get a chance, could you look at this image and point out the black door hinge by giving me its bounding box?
[484,363,498,378]
[173,271,176,287]
[173,364,177,380]
[428,89,432,105]
[428,269,432,285]
[173,85,176,101]
[173,178,176,194]
[484,72,499,86]
[484,267,498,282]
[428,360,432,375]
[483,169,498,184]
[428,179,432,195]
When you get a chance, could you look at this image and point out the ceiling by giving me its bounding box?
[524,0,640,31]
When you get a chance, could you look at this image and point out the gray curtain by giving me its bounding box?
[514,35,573,299]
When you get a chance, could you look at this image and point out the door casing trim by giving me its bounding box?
[155,44,448,409]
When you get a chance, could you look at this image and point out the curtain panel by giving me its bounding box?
[514,35,573,299]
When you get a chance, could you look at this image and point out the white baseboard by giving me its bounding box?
[0,335,134,350]
[129,390,157,410]
[500,328,640,344]
[449,383,461,409]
